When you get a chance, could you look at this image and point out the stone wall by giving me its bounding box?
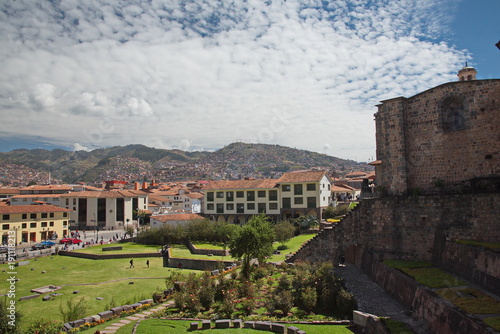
[185,241,229,256]
[361,251,493,334]
[289,193,500,293]
[58,251,161,260]
[165,256,235,271]
[375,79,500,195]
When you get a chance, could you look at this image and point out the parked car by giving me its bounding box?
[60,238,82,244]
[31,243,48,250]
[0,246,8,254]
[41,240,55,247]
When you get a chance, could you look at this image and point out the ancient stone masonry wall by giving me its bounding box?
[375,79,500,196]
[289,193,500,292]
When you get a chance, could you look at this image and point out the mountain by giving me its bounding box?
[0,143,372,185]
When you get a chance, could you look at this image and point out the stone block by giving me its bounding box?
[297,331,306,334]
[42,295,51,301]
[83,316,94,324]
[353,310,377,327]
[70,319,84,328]
[271,323,286,333]
[98,310,114,320]
[139,299,154,305]
[244,321,255,329]
[90,315,101,323]
[19,294,40,301]
[73,290,79,294]
[16,260,30,266]
[255,321,272,331]
[287,326,299,334]
[111,306,124,315]
[122,305,132,311]
[233,319,243,328]
[215,319,231,329]
[189,322,199,331]
[201,320,211,329]
[130,303,142,309]
[63,323,73,331]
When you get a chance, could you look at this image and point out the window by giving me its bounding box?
[237,203,244,213]
[247,191,255,201]
[247,203,255,210]
[30,222,37,228]
[22,223,27,228]
[2,214,10,220]
[282,197,291,209]
[23,198,27,202]
[2,224,9,230]
[282,184,290,192]
[258,203,266,213]
[258,191,266,198]
[216,204,224,214]
[73,198,76,205]
[269,190,278,201]
[226,192,234,201]
[307,197,317,208]
[294,184,303,195]
[49,222,54,227]
[294,197,303,205]
[22,214,27,219]
[41,213,48,218]
[269,203,278,210]
[63,212,68,217]
[30,213,36,219]
[207,203,214,210]
[207,192,214,201]
[65,198,69,205]
[41,222,47,227]
[236,191,244,198]
[49,213,54,218]
[216,192,224,198]
[226,203,234,211]
[441,96,467,131]
[307,183,316,191]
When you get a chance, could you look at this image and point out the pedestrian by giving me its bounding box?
[130,259,134,268]
[146,259,149,268]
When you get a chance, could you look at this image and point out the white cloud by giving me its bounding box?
[0,0,468,161]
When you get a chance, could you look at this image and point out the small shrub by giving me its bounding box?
[277,244,288,251]
[59,297,88,323]
[252,267,269,280]
[277,275,291,291]
[274,290,293,315]
[301,286,317,314]
[336,288,356,318]
[26,319,62,334]
[240,298,256,316]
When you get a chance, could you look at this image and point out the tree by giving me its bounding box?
[274,220,295,246]
[229,214,275,279]
[0,297,22,334]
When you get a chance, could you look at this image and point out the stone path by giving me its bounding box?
[334,264,432,334]
[98,301,174,334]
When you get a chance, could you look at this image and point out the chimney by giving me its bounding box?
[134,182,140,191]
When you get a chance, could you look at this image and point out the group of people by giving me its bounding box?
[129,259,149,268]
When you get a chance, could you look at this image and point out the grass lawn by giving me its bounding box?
[437,288,500,314]
[132,319,354,333]
[193,242,226,250]
[383,260,466,288]
[0,255,196,331]
[268,233,316,262]
[76,242,162,254]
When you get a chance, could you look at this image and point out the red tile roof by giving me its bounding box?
[0,205,72,214]
[60,190,148,198]
[276,170,328,183]
[20,185,73,191]
[202,179,277,190]
[0,188,21,195]
[152,213,204,222]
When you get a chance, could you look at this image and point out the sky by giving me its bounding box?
[0,0,498,162]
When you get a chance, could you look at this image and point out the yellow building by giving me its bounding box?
[0,204,72,245]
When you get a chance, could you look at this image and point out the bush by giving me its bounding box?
[240,298,256,316]
[301,286,317,314]
[277,244,288,250]
[26,319,62,334]
[0,298,22,334]
[274,290,294,315]
[59,297,88,323]
[336,288,356,318]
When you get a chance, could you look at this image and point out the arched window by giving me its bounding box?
[441,96,466,131]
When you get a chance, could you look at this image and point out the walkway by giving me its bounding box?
[334,264,432,334]
[99,301,174,334]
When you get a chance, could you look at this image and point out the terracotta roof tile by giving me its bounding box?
[0,205,72,214]
[276,170,328,183]
[152,213,204,222]
[202,179,277,190]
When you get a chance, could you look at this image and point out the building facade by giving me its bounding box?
[202,170,332,223]
[0,205,72,245]
[373,67,500,195]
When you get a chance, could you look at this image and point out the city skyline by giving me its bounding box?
[0,0,498,162]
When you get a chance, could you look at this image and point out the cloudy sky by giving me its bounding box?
[0,0,498,162]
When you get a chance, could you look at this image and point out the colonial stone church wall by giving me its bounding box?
[374,79,500,195]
